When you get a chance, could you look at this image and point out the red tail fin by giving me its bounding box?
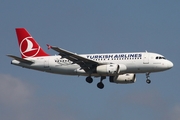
[16,28,49,58]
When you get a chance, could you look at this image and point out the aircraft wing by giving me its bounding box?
[49,45,102,72]
[7,55,34,64]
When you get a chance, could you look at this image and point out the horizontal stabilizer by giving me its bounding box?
[7,54,34,64]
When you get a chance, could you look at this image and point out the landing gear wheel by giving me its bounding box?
[97,82,104,89]
[146,79,151,84]
[86,76,93,83]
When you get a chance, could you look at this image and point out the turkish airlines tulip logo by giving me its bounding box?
[20,37,40,57]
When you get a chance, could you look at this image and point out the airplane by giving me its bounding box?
[7,28,173,89]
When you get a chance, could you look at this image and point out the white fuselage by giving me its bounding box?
[11,52,173,77]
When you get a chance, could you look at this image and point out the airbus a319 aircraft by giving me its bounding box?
[8,28,173,89]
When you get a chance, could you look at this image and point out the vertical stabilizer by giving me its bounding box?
[16,28,49,58]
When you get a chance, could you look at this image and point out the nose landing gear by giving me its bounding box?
[146,79,151,84]
[146,72,151,84]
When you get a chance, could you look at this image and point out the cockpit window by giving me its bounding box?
[156,56,166,59]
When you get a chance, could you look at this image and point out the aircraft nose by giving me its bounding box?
[167,61,173,69]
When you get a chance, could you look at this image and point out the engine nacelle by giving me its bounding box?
[74,68,86,74]
[96,64,119,75]
[96,64,127,75]
[109,73,136,84]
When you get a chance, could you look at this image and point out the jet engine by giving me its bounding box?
[109,73,136,84]
[96,64,127,75]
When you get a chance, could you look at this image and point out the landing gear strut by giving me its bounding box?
[97,76,106,89]
[146,72,151,84]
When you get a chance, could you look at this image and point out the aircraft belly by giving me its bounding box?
[125,62,154,73]
[50,64,79,75]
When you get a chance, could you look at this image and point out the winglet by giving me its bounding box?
[47,44,52,50]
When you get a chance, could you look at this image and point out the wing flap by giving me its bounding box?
[7,55,34,64]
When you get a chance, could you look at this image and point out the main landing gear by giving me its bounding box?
[86,76,93,83]
[146,72,151,84]
[97,76,106,89]
[85,76,106,89]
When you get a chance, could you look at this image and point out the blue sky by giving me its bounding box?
[0,1,180,120]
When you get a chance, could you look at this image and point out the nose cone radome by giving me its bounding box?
[167,61,173,69]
